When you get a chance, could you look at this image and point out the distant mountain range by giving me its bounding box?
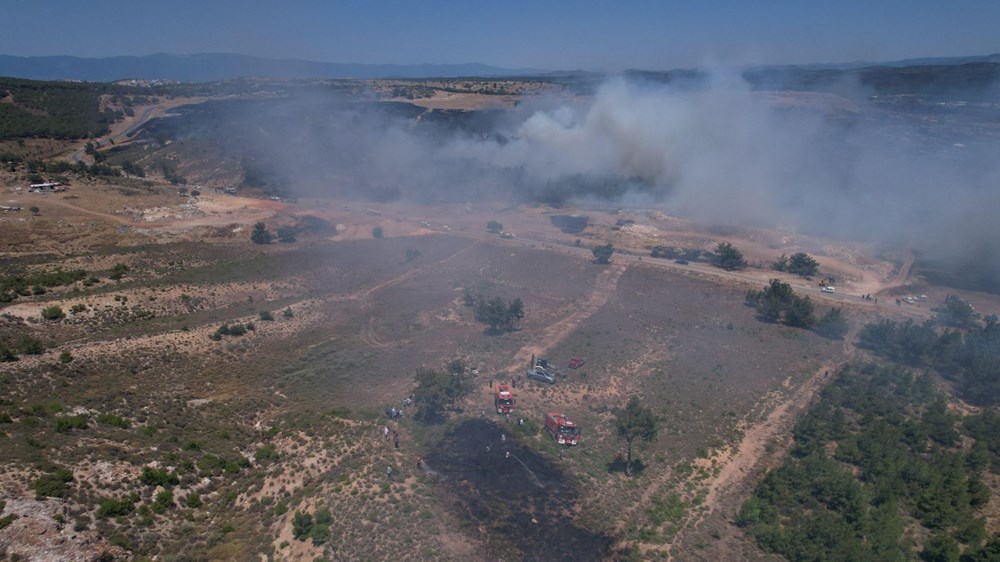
[0,52,998,84]
[0,53,545,82]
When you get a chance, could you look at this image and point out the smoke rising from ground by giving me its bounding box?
[241,73,1000,287]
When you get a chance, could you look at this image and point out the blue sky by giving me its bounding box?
[2,0,998,70]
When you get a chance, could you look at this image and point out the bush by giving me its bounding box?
[15,335,44,355]
[714,242,747,271]
[97,496,135,518]
[592,243,614,264]
[108,263,129,281]
[250,222,272,244]
[372,226,384,238]
[58,350,73,364]
[152,489,174,512]
[185,492,202,509]
[140,466,178,487]
[292,511,313,540]
[96,413,129,428]
[54,415,88,433]
[787,252,819,277]
[259,310,274,321]
[255,444,280,461]
[41,305,65,320]
[35,468,74,498]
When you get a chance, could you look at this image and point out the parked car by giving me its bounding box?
[822,286,835,293]
[526,366,555,384]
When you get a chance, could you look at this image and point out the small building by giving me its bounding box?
[29,182,65,193]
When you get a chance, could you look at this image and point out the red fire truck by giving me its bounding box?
[543,412,580,446]
[494,384,514,414]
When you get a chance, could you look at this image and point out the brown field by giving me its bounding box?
[1,158,999,561]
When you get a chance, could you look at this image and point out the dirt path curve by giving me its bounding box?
[504,261,628,373]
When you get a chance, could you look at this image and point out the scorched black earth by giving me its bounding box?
[424,420,611,561]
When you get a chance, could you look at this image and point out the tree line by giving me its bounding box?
[738,363,1000,561]
[859,316,1000,405]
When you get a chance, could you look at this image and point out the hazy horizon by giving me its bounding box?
[2,1,999,72]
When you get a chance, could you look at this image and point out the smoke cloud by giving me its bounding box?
[227,72,1000,289]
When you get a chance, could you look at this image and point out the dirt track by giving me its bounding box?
[507,261,628,372]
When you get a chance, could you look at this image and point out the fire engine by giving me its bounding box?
[494,384,514,414]
[543,412,580,446]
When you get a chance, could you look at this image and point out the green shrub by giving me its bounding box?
[97,496,135,518]
[259,310,274,321]
[16,335,44,355]
[96,413,129,428]
[54,415,88,433]
[41,305,65,320]
[292,511,313,540]
[140,466,179,487]
[152,489,174,512]
[185,492,202,509]
[35,468,73,499]
[255,444,280,461]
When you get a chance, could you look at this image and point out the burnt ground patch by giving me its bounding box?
[425,419,612,561]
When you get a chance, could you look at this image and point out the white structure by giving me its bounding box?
[29,182,64,193]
